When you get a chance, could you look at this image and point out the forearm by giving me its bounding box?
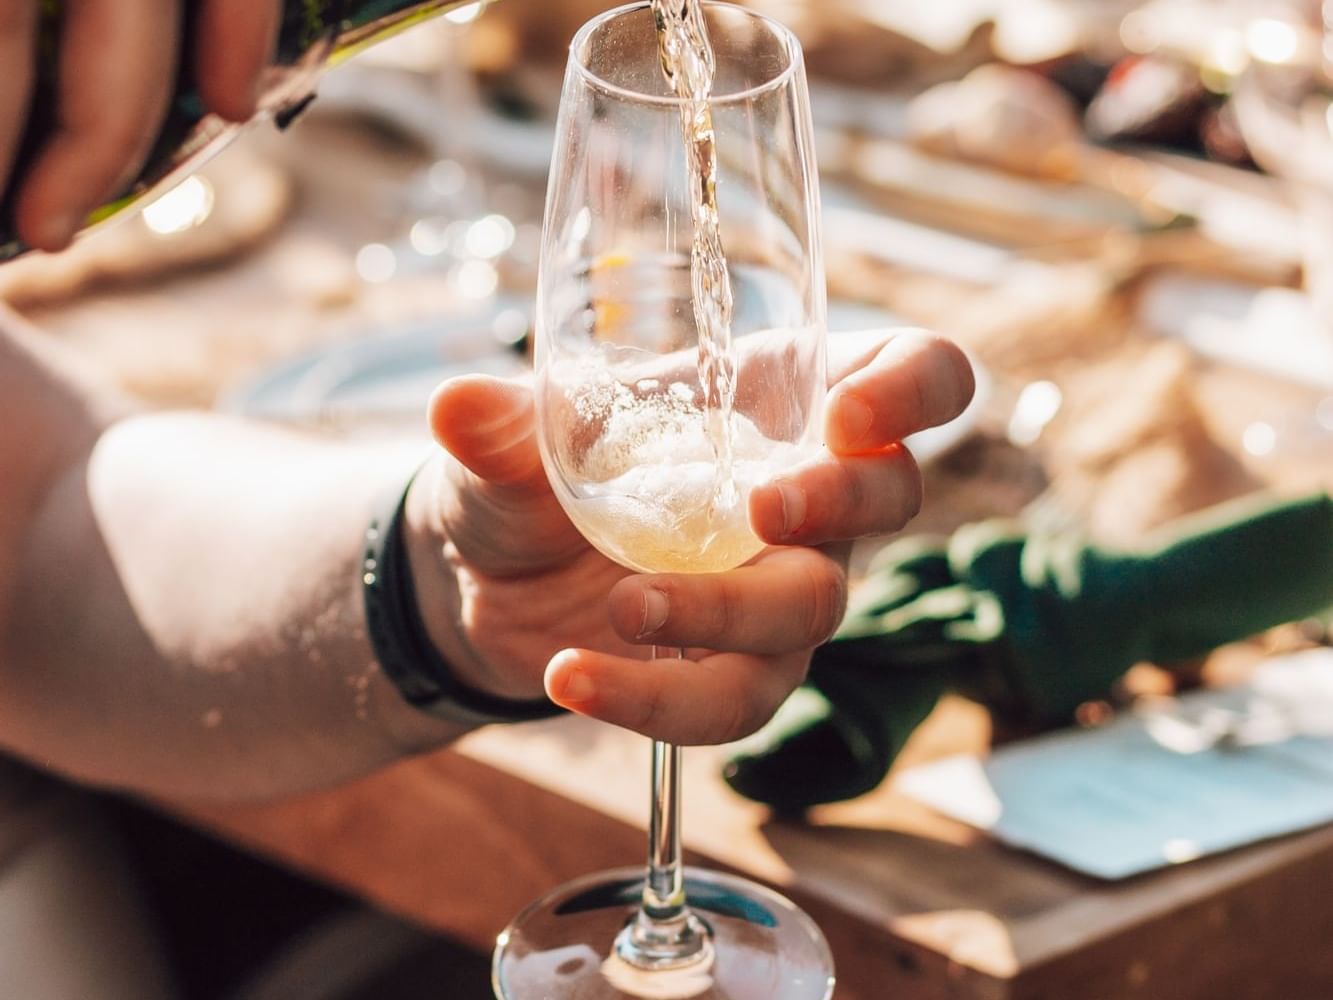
[1,411,464,802]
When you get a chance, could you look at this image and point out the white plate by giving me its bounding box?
[220,298,531,435]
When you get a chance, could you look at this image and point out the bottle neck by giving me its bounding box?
[276,1,475,66]
[263,0,478,120]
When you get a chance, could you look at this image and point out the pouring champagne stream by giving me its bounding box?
[491,2,835,997]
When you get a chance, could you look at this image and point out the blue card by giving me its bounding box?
[896,650,1333,880]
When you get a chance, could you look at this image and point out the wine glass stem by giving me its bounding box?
[646,736,684,920]
[615,646,710,968]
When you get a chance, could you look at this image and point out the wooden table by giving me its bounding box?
[183,695,1333,1000]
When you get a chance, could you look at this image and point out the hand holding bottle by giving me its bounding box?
[0,0,282,253]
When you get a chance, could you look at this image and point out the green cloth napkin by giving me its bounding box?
[724,492,1333,813]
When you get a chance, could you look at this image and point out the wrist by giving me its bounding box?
[399,458,548,704]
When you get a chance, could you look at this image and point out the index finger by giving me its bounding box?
[0,1,37,200]
[826,329,974,454]
[15,0,180,251]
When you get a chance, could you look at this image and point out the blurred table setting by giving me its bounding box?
[6,0,1333,996]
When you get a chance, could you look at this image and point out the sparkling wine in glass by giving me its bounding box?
[491,2,834,998]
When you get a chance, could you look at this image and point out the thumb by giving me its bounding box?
[428,374,546,489]
[428,374,586,573]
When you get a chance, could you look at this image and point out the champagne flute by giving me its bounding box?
[492,3,834,998]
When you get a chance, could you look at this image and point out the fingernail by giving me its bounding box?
[553,666,595,704]
[775,481,807,538]
[638,588,670,638]
[838,393,875,449]
[35,211,79,252]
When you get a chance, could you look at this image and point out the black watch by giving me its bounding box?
[362,469,563,727]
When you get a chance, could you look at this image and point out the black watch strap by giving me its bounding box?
[362,469,562,727]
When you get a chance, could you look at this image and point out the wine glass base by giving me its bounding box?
[492,867,835,1000]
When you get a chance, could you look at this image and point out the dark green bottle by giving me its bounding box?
[1,0,480,261]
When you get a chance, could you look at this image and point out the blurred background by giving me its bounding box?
[7,0,1331,544]
[6,0,1333,996]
